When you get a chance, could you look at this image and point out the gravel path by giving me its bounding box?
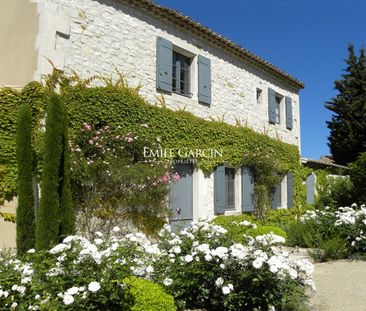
[310,260,366,311]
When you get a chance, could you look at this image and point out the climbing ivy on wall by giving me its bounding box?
[0,71,320,212]
[0,83,47,205]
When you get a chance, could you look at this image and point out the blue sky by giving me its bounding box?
[156,0,366,160]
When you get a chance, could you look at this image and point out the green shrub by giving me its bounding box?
[155,220,312,311]
[212,214,255,241]
[246,225,287,239]
[315,177,355,209]
[308,236,349,262]
[36,94,74,250]
[350,152,366,204]
[124,276,176,311]
[59,110,74,239]
[212,213,293,243]
[16,104,35,255]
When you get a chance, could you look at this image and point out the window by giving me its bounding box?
[156,37,212,105]
[256,88,262,104]
[172,51,191,96]
[214,165,236,214]
[275,95,281,124]
[225,167,235,209]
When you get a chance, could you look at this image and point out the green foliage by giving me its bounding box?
[36,94,71,250]
[325,45,366,165]
[71,124,173,237]
[0,83,47,204]
[1,72,308,222]
[308,236,349,262]
[243,147,282,218]
[15,104,36,256]
[212,214,287,243]
[124,276,176,311]
[315,176,355,209]
[155,220,311,311]
[350,152,366,203]
[245,225,287,239]
[59,111,75,238]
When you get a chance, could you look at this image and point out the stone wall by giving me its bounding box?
[35,0,301,149]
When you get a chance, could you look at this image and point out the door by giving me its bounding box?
[169,163,193,231]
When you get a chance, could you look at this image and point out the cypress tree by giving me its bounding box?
[16,104,35,255]
[59,111,75,238]
[36,94,65,250]
[325,45,366,165]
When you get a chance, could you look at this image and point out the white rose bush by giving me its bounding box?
[154,220,314,310]
[0,220,315,310]
[288,204,366,260]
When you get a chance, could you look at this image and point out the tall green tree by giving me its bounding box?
[16,104,35,255]
[59,112,74,237]
[325,45,366,165]
[36,93,74,250]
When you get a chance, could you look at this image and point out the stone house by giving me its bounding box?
[0,0,304,236]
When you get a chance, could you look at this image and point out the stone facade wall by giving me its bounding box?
[35,0,301,149]
[27,0,298,222]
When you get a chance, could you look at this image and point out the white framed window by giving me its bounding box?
[275,95,282,124]
[172,51,192,97]
[256,88,263,104]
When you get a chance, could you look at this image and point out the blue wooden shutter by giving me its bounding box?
[214,165,226,215]
[268,88,276,124]
[306,174,315,204]
[242,167,254,212]
[285,96,293,130]
[156,37,172,93]
[287,172,294,208]
[198,55,211,105]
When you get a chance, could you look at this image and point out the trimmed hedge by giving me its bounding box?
[124,276,176,311]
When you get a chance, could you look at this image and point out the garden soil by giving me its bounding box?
[310,260,366,311]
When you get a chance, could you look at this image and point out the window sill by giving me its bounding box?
[172,90,193,98]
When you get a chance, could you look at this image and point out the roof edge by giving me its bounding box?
[120,0,305,90]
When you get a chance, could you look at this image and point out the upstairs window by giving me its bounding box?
[172,52,191,97]
[156,37,212,105]
[268,88,283,125]
[275,95,281,124]
[256,88,262,104]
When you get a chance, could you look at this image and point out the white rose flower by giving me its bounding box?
[145,265,154,274]
[184,255,193,263]
[204,254,212,261]
[163,278,173,286]
[50,243,70,255]
[21,277,31,284]
[112,226,121,233]
[27,249,35,254]
[63,294,74,305]
[88,281,101,293]
[252,258,263,269]
[66,287,79,296]
[215,277,224,287]
[94,238,104,245]
[222,286,231,295]
[171,245,181,254]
